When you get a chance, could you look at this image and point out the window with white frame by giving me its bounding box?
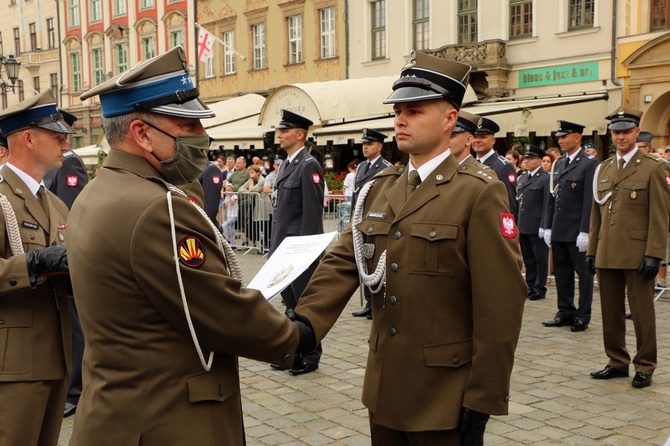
[13,27,20,56]
[29,23,37,52]
[114,0,126,16]
[91,0,102,22]
[252,23,266,69]
[458,0,477,43]
[50,73,57,97]
[141,0,154,9]
[223,31,235,74]
[413,0,429,51]
[288,15,302,64]
[568,0,594,30]
[115,43,127,73]
[371,0,385,60]
[47,18,56,49]
[320,7,335,59]
[70,52,81,93]
[170,30,183,48]
[69,0,80,27]
[142,36,155,60]
[33,76,40,93]
[92,47,104,86]
[510,0,532,38]
[205,56,214,78]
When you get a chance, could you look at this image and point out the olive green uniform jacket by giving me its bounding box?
[296,154,526,432]
[67,150,299,446]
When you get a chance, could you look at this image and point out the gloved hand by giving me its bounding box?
[586,256,596,275]
[458,407,490,446]
[638,256,661,281]
[576,232,589,253]
[286,309,317,355]
[538,228,545,239]
[26,246,68,285]
[543,229,552,248]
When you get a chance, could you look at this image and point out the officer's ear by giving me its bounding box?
[128,119,154,155]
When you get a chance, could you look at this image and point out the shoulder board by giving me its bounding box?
[63,151,75,158]
[381,159,392,167]
[642,153,664,162]
[375,165,404,178]
[458,164,496,182]
[585,154,594,159]
[498,155,509,164]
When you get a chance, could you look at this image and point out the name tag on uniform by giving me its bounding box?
[22,221,39,230]
[366,212,386,219]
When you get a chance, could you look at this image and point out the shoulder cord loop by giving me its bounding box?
[351,179,386,294]
[592,163,611,205]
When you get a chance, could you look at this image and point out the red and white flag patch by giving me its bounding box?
[312,173,321,184]
[500,213,517,238]
[508,173,516,183]
[212,176,220,184]
[66,175,78,187]
[665,175,670,186]
[188,197,197,204]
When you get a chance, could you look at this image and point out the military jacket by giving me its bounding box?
[198,162,223,229]
[351,156,392,210]
[588,150,670,269]
[295,154,526,432]
[0,165,71,382]
[481,153,517,217]
[517,168,550,235]
[67,150,299,446]
[43,149,88,209]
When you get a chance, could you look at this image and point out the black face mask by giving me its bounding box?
[143,120,212,185]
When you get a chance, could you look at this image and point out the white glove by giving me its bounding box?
[543,229,552,248]
[538,228,545,239]
[576,232,589,253]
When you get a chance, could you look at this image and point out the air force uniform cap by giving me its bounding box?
[636,131,654,143]
[361,128,387,143]
[384,51,472,109]
[276,109,313,130]
[79,46,214,119]
[523,144,546,159]
[473,117,500,135]
[606,107,642,131]
[453,110,482,134]
[555,120,585,137]
[0,90,75,136]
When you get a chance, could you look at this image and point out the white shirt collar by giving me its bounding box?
[476,149,496,163]
[530,165,542,176]
[4,162,43,197]
[366,155,381,166]
[286,147,305,164]
[459,154,472,165]
[408,149,452,183]
[618,147,639,167]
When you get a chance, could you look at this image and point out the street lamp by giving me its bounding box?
[0,55,21,93]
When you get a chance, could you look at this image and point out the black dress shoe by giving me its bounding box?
[570,320,588,332]
[626,312,633,320]
[366,313,372,320]
[64,402,77,418]
[542,317,568,327]
[289,361,318,376]
[352,305,371,317]
[528,292,546,301]
[590,365,629,380]
[632,372,652,388]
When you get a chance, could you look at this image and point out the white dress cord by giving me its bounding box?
[592,163,611,205]
[0,175,25,256]
[351,180,386,294]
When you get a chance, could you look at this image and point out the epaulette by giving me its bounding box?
[374,164,404,178]
[458,164,496,182]
[643,153,664,162]
[498,155,509,164]
[585,154,594,159]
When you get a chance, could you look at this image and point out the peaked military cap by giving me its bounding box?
[636,131,654,143]
[384,51,472,109]
[276,109,313,130]
[582,141,597,150]
[80,46,214,119]
[453,110,482,134]
[0,90,75,136]
[606,107,642,131]
[473,117,500,135]
[60,109,78,126]
[555,120,585,137]
[523,144,546,159]
[361,128,387,143]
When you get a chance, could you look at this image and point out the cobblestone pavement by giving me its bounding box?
[60,249,670,445]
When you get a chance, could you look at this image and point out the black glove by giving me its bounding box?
[286,309,317,355]
[26,246,68,284]
[585,256,596,275]
[638,256,661,281]
[458,407,490,446]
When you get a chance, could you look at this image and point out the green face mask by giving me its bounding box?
[143,120,211,185]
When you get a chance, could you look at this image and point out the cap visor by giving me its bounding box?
[608,122,636,131]
[383,87,443,104]
[151,98,215,119]
[555,131,569,137]
[37,120,75,134]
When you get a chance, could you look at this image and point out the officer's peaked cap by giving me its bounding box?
[384,51,472,110]
[555,120,585,137]
[276,109,313,130]
[79,46,214,119]
[0,90,75,136]
[453,110,482,134]
[473,117,500,135]
[606,107,642,131]
[524,144,546,159]
[361,128,387,143]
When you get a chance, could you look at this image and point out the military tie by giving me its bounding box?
[406,170,421,200]
[366,161,372,173]
[618,157,625,173]
[37,186,50,218]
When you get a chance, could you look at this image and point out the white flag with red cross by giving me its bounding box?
[197,29,215,62]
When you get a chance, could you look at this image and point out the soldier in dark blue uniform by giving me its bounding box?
[472,117,518,216]
[198,160,224,232]
[270,109,324,375]
[517,144,550,301]
[541,120,599,332]
[351,128,392,319]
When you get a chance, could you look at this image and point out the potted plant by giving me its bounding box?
[324,170,347,193]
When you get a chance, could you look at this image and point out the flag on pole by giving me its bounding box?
[197,28,215,62]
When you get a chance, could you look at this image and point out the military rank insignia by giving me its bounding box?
[178,236,205,268]
[500,213,517,239]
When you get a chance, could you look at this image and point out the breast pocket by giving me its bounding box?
[0,306,33,374]
[622,182,647,206]
[596,182,612,204]
[282,181,301,205]
[409,223,459,276]
[354,219,391,269]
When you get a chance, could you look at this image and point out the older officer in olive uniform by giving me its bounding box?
[351,127,392,318]
[587,108,670,388]
[294,51,526,445]
[472,118,518,216]
[0,91,73,446]
[66,47,313,446]
[542,120,599,332]
[517,145,551,301]
[270,109,324,375]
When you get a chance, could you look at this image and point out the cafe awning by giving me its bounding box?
[207,114,268,151]
[202,94,265,129]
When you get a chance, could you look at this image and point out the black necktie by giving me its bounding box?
[366,161,372,173]
[406,170,421,200]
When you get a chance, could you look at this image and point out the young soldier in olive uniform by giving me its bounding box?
[66,47,313,446]
[517,145,551,300]
[541,120,599,332]
[293,52,526,445]
[587,108,670,388]
[450,110,482,164]
[351,127,392,318]
[0,91,73,446]
[270,109,324,375]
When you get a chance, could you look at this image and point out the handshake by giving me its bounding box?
[26,246,69,286]
[286,309,317,355]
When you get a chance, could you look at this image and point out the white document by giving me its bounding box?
[247,232,338,300]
